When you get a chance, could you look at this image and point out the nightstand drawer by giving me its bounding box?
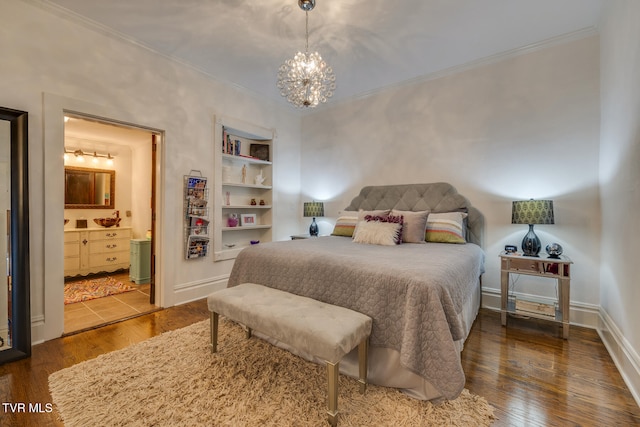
[502,257,544,273]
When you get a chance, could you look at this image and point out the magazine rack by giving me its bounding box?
[184,171,210,259]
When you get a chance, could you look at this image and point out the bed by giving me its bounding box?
[227,183,485,402]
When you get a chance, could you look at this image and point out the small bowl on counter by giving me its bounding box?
[93,217,121,228]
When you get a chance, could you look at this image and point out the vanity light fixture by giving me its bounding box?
[63,148,115,165]
[74,149,85,163]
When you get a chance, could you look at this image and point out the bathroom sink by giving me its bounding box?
[93,217,121,228]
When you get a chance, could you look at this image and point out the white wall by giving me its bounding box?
[0,0,302,342]
[599,0,640,404]
[301,35,601,321]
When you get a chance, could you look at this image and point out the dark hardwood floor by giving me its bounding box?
[463,310,640,426]
[0,304,638,426]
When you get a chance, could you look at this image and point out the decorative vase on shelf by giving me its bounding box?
[227,214,239,227]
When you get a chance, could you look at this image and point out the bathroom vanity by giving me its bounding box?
[64,227,132,277]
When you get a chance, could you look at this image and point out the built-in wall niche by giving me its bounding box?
[64,166,115,209]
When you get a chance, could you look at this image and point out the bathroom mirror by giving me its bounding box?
[64,166,115,209]
[0,106,31,364]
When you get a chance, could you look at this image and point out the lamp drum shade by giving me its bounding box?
[303,202,324,218]
[512,200,554,225]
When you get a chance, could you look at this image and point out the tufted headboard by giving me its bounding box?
[344,183,484,247]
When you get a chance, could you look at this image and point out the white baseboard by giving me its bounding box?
[598,308,640,407]
[173,274,229,305]
[30,314,46,346]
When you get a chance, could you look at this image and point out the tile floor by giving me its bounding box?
[64,272,158,334]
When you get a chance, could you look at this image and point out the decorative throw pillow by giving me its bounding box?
[352,220,402,246]
[425,212,468,244]
[391,210,429,243]
[357,209,391,221]
[331,215,358,237]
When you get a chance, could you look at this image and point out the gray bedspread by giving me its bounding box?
[227,236,485,400]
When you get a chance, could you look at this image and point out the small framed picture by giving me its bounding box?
[250,143,270,161]
[240,213,257,227]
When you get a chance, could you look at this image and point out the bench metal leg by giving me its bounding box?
[326,361,339,427]
[210,312,218,353]
[358,338,369,394]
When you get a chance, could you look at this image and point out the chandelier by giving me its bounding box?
[277,0,336,108]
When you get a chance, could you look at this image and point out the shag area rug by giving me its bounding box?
[64,276,136,304]
[49,319,494,426]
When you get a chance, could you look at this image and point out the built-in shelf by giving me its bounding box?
[222,153,272,165]
[222,205,272,209]
[221,182,272,190]
[213,115,275,262]
[222,225,272,231]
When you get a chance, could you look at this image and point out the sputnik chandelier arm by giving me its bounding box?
[277,0,336,108]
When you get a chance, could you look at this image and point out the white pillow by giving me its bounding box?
[353,220,402,246]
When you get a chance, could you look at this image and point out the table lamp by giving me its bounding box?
[303,201,324,236]
[511,199,554,257]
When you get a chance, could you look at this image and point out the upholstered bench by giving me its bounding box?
[207,283,372,427]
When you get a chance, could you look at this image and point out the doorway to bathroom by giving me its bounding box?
[62,115,160,334]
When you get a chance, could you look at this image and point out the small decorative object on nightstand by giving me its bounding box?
[303,201,324,236]
[546,243,563,259]
[500,251,572,339]
[511,199,554,257]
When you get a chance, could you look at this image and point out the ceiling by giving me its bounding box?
[45,0,605,109]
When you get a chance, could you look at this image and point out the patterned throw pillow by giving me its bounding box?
[391,210,429,243]
[331,215,358,237]
[425,212,468,244]
[357,209,391,221]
